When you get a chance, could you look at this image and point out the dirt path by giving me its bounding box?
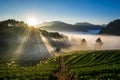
[55,55,77,80]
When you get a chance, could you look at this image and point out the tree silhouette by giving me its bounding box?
[80,39,87,49]
[55,46,61,52]
[94,37,103,50]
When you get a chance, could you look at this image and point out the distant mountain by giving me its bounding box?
[75,22,104,31]
[39,21,104,32]
[98,19,120,36]
[101,24,107,27]
[40,21,75,31]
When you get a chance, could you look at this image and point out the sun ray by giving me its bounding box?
[14,28,30,58]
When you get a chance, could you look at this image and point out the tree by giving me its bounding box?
[80,39,87,49]
[55,46,61,52]
[94,37,103,50]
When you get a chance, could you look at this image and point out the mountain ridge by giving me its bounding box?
[98,19,120,35]
[39,21,104,32]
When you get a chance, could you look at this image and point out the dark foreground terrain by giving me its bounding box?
[0,50,120,80]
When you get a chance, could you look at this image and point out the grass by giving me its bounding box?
[64,50,120,79]
[0,57,59,80]
[0,50,120,79]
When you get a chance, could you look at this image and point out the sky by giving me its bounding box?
[0,0,120,24]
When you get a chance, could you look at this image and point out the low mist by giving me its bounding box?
[63,33,120,51]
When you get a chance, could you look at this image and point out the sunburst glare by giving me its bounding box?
[26,17,39,26]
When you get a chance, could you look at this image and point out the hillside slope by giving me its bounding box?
[98,19,120,35]
[64,50,120,79]
[0,50,120,80]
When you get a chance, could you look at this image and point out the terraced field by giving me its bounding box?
[0,57,59,80]
[0,50,120,80]
[64,50,120,79]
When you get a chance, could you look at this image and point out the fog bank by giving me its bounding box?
[62,33,120,51]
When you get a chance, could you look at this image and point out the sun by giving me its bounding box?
[26,17,39,26]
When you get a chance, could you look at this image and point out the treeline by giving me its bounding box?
[39,29,65,38]
[0,19,28,36]
[0,19,28,28]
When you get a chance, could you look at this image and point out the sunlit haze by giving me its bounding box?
[26,17,39,26]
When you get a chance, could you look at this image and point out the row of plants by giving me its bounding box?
[63,50,120,79]
[0,57,60,80]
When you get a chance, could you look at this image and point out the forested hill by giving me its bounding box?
[0,19,28,54]
[98,19,120,36]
